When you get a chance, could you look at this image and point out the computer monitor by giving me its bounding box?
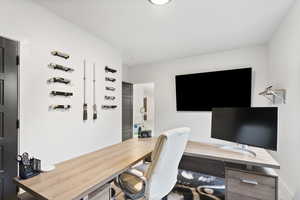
[211,107,278,151]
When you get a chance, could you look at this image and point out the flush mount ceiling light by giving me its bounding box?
[148,0,172,5]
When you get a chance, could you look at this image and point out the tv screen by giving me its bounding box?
[211,107,278,151]
[175,68,252,111]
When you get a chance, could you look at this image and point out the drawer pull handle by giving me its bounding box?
[241,179,258,185]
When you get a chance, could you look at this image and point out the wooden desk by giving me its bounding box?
[14,138,279,200]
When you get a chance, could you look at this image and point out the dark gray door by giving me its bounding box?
[122,82,133,141]
[0,37,19,200]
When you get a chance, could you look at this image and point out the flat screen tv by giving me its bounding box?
[211,107,278,151]
[175,68,252,111]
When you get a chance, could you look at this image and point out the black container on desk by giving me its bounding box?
[138,130,152,138]
[18,156,41,179]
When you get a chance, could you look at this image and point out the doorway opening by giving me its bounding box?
[133,83,155,138]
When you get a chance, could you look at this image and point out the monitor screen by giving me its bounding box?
[175,68,252,111]
[211,107,278,151]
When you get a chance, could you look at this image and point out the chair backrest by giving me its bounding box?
[145,127,190,200]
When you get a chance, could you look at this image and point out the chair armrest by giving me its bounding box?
[116,170,148,199]
[125,170,148,183]
[126,171,148,199]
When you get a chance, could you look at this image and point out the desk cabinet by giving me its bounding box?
[18,192,37,200]
[18,185,111,200]
[225,168,278,200]
[88,184,110,200]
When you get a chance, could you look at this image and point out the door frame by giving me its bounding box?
[0,36,20,198]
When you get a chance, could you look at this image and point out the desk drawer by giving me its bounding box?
[226,169,276,200]
[227,192,259,200]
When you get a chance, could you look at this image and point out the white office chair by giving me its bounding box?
[115,127,190,200]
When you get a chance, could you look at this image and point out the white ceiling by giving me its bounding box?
[33,0,294,67]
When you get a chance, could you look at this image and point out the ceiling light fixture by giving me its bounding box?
[148,0,172,5]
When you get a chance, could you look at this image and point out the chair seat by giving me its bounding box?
[118,172,146,199]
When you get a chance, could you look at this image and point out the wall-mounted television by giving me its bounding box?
[175,68,252,111]
[211,107,278,151]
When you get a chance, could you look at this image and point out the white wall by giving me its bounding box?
[0,0,122,165]
[268,0,300,198]
[128,45,268,142]
[122,65,130,82]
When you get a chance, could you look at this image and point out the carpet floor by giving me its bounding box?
[164,169,225,200]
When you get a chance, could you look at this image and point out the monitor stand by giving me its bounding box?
[219,144,257,157]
